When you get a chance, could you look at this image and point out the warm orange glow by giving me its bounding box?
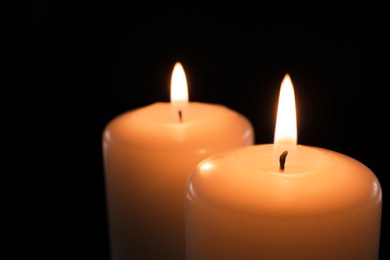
[274,74,297,145]
[170,62,189,113]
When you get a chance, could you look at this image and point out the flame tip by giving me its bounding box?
[170,61,189,107]
[274,74,297,145]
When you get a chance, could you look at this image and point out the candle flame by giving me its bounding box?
[170,62,189,116]
[274,74,297,145]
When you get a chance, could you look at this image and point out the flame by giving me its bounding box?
[170,62,189,117]
[274,74,297,145]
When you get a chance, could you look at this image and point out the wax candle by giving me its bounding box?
[185,74,382,260]
[102,62,254,260]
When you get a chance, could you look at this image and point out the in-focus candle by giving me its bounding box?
[185,74,382,260]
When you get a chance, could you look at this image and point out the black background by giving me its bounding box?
[10,2,388,259]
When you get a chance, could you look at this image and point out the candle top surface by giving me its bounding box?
[187,144,381,217]
[103,102,254,150]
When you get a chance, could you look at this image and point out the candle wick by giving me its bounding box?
[279,151,288,172]
[178,110,182,123]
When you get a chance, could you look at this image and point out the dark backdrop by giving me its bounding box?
[9,2,387,259]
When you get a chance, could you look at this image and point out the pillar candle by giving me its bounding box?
[185,74,382,260]
[102,62,254,260]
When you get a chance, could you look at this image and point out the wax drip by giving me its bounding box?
[279,151,288,172]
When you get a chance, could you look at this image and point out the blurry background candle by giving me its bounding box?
[185,74,382,260]
[102,62,254,260]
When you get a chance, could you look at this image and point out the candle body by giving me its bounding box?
[186,144,382,260]
[102,102,254,260]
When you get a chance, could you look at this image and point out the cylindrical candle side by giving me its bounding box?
[103,102,254,260]
[185,144,382,260]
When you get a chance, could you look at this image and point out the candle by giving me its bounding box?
[102,62,254,260]
[185,74,382,260]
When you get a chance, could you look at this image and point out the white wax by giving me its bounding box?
[102,102,254,260]
[186,144,382,260]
